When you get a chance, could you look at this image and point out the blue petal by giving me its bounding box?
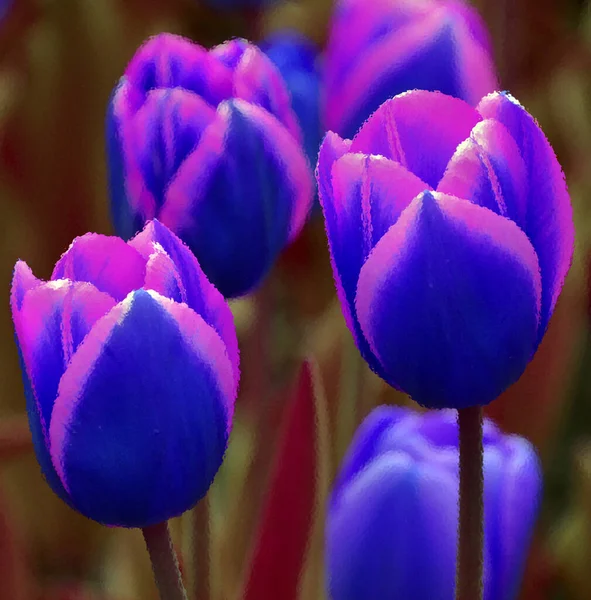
[51,290,229,527]
[327,452,457,600]
[356,192,542,409]
[178,100,295,298]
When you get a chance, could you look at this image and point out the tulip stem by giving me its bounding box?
[455,406,484,600]
[143,521,188,600]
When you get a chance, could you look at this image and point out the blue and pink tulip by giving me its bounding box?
[317,90,574,409]
[11,220,239,528]
[107,34,313,299]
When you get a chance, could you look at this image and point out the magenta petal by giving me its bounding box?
[355,192,542,408]
[11,261,41,314]
[350,90,482,188]
[438,119,528,225]
[52,234,146,301]
[143,245,187,305]
[477,92,574,338]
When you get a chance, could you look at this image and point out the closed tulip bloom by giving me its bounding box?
[323,0,498,139]
[108,34,313,298]
[327,406,542,600]
[260,30,322,166]
[317,90,574,409]
[11,220,239,528]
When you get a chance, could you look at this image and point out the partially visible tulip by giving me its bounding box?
[260,30,322,166]
[107,34,313,298]
[323,0,498,139]
[0,0,10,22]
[11,220,239,528]
[317,90,574,409]
[327,406,542,600]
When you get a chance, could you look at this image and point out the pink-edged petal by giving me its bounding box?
[12,278,116,434]
[123,33,233,112]
[52,233,146,301]
[438,119,528,225]
[143,244,187,305]
[477,92,574,339]
[350,90,482,188]
[324,0,431,104]
[48,289,234,526]
[229,41,302,142]
[10,261,41,314]
[318,135,430,379]
[129,220,239,390]
[121,88,217,220]
[355,191,542,409]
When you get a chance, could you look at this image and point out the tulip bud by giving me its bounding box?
[11,220,239,528]
[107,34,313,298]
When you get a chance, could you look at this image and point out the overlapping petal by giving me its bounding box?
[129,220,239,394]
[49,289,232,527]
[160,99,312,298]
[52,234,146,301]
[355,192,542,408]
[350,91,482,188]
[477,92,575,338]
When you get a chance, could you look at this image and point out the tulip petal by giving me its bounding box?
[477,92,574,338]
[350,90,481,188]
[318,137,429,377]
[129,220,239,391]
[122,88,217,219]
[107,80,146,240]
[52,234,146,302]
[222,40,302,142]
[327,452,458,600]
[143,245,186,305]
[161,99,312,298]
[123,33,233,112]
[10,275,116,505]
[330,11,488,140]
[485,437,541,600]
[49,289,232,527]
[438,119,528,225]
[330,405,411,509]
[356,191,542,408]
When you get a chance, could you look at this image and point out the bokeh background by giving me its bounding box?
[1,0,591,598]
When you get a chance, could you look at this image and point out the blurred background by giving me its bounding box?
[1,0,591,598]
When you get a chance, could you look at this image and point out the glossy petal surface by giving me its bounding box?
[49,290,231,527]
[356,192,541,408]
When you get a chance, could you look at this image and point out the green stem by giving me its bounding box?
[143,521,188,600]
[455,406,484,600]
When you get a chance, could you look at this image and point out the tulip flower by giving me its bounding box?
[317,90,574,409]
[327,406,542,600]
[10,220,239,528]
[260,30,322,166]
[323,0,498,139]
[107,34,313,298]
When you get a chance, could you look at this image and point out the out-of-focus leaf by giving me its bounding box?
[240,359,327,600]
[0,415,32,461]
